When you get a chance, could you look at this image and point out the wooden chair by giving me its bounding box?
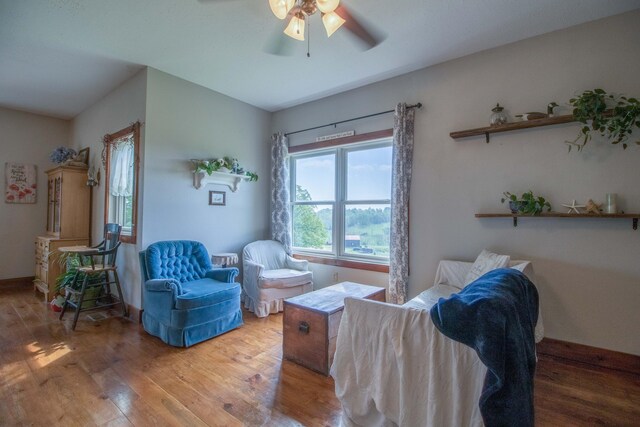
[59,225,128,330]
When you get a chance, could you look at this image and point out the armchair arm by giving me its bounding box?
[145,278,183,294]
[143,278,183,323]
[205,267,239,283]
[242,260,264,301]
[243,260,264,279]
[433,260,472,289]
[286,256,309,271]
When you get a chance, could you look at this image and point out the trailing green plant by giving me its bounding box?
[567,88,640,151]
[192,156,258,181]
[54,253,101,294]
[501,191,552,215]
[55,253,81,293]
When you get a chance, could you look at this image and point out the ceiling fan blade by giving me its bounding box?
[263,20,296,56]
[336,4,386,50]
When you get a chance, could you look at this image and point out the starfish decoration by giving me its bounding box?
[584,199,603,215]
[562,199,585,214]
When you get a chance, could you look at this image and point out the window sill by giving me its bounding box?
[293,253,389,273]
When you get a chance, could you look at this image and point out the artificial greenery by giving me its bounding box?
[501,191,552,215]
[193,157,258,182]
[55,253,103,308]
[567,88,640,151]
[55,253,81,293]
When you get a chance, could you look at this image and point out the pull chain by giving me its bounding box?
[307,19,311,58]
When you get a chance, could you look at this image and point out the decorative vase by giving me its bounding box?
[508,201,523,213]
[490,103,508,126]
[605,193,617,214]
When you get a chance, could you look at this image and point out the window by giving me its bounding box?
[291,138,392,265]
[103,122,140,244]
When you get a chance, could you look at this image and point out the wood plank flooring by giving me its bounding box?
[1,286,639,426]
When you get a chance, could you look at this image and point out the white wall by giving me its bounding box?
[143,68,271,279]
[272,11,640,355]
[0,107,70,279]
[69,68,147,307]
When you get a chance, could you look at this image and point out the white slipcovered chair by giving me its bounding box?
[242,240,313,318]
[331,259,543,427]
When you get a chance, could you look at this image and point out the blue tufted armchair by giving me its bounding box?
[139,240,243,347]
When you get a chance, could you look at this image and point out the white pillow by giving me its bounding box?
[464,249,511,286]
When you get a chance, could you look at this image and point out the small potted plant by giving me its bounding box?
[192,157,258,181]
[501,191,552,215]
[567,88,640,151]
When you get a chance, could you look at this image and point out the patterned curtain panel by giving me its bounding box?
[271,133,292,254]
[389,103,415,304]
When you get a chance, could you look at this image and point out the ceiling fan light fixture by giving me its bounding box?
[321,11,345,37]
[284,13,306,41]
[316,0,340,13]
[269,0,295,20]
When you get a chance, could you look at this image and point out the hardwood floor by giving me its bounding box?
[1,286,638,426]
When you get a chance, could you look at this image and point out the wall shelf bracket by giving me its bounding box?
[192,170,249,192]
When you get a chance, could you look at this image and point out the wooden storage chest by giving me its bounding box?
[283,282,386,376]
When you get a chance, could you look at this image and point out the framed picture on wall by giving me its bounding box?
[75,147,90,166]
[209,190,226,206]
[5,162,37,204]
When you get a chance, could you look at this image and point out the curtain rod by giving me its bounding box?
[284,102,422,137]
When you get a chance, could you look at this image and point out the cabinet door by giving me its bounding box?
[53,176,61,234]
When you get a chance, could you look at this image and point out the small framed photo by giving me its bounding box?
[209,191,226,206]
[75,147,90,166]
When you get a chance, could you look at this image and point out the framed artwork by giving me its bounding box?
[209,190,226,206]
[5,163,37,204]
[75,147,90,166]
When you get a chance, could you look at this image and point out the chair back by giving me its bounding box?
[103,223,122,264]
[104,223,122,249]
[144,241,212,283]
[139,250,149,283]
[243,240,288,270]
[81,241,121,271]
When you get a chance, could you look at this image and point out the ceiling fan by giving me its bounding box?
[199,0,384,55]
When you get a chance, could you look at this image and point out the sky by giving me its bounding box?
[294,145,392,202]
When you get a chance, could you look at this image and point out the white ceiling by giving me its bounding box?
[1,0,639,119]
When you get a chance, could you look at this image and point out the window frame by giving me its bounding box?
[103,122,141,245]
[290,134,392,269]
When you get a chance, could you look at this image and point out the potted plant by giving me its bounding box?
[501,191,552,215]
[55,253,101,309]
[192,157,258,182]
[567,88,640,151]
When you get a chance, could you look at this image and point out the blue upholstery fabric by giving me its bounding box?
[140,241,243,347]
[146,240,213,283]
[175,278,241,310]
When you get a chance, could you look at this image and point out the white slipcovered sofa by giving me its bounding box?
[331,259,543,427]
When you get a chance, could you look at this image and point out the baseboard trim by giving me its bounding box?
[0,276,35,288]
[537,337,640,376]
[127,305,143,324]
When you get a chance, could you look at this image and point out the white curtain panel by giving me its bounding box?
[110,138,134,197]
[270,132,292,254]
[389,103,415,304]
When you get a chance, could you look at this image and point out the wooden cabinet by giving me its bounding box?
[283,282,386,376]
[45,165,91,238]
[34,165,91,301]
[34,236,89,302]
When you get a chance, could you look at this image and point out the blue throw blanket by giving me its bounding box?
[430,269,539,427]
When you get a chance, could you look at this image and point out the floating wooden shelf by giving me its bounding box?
[451,114,576,143]
[475,212,639,230]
